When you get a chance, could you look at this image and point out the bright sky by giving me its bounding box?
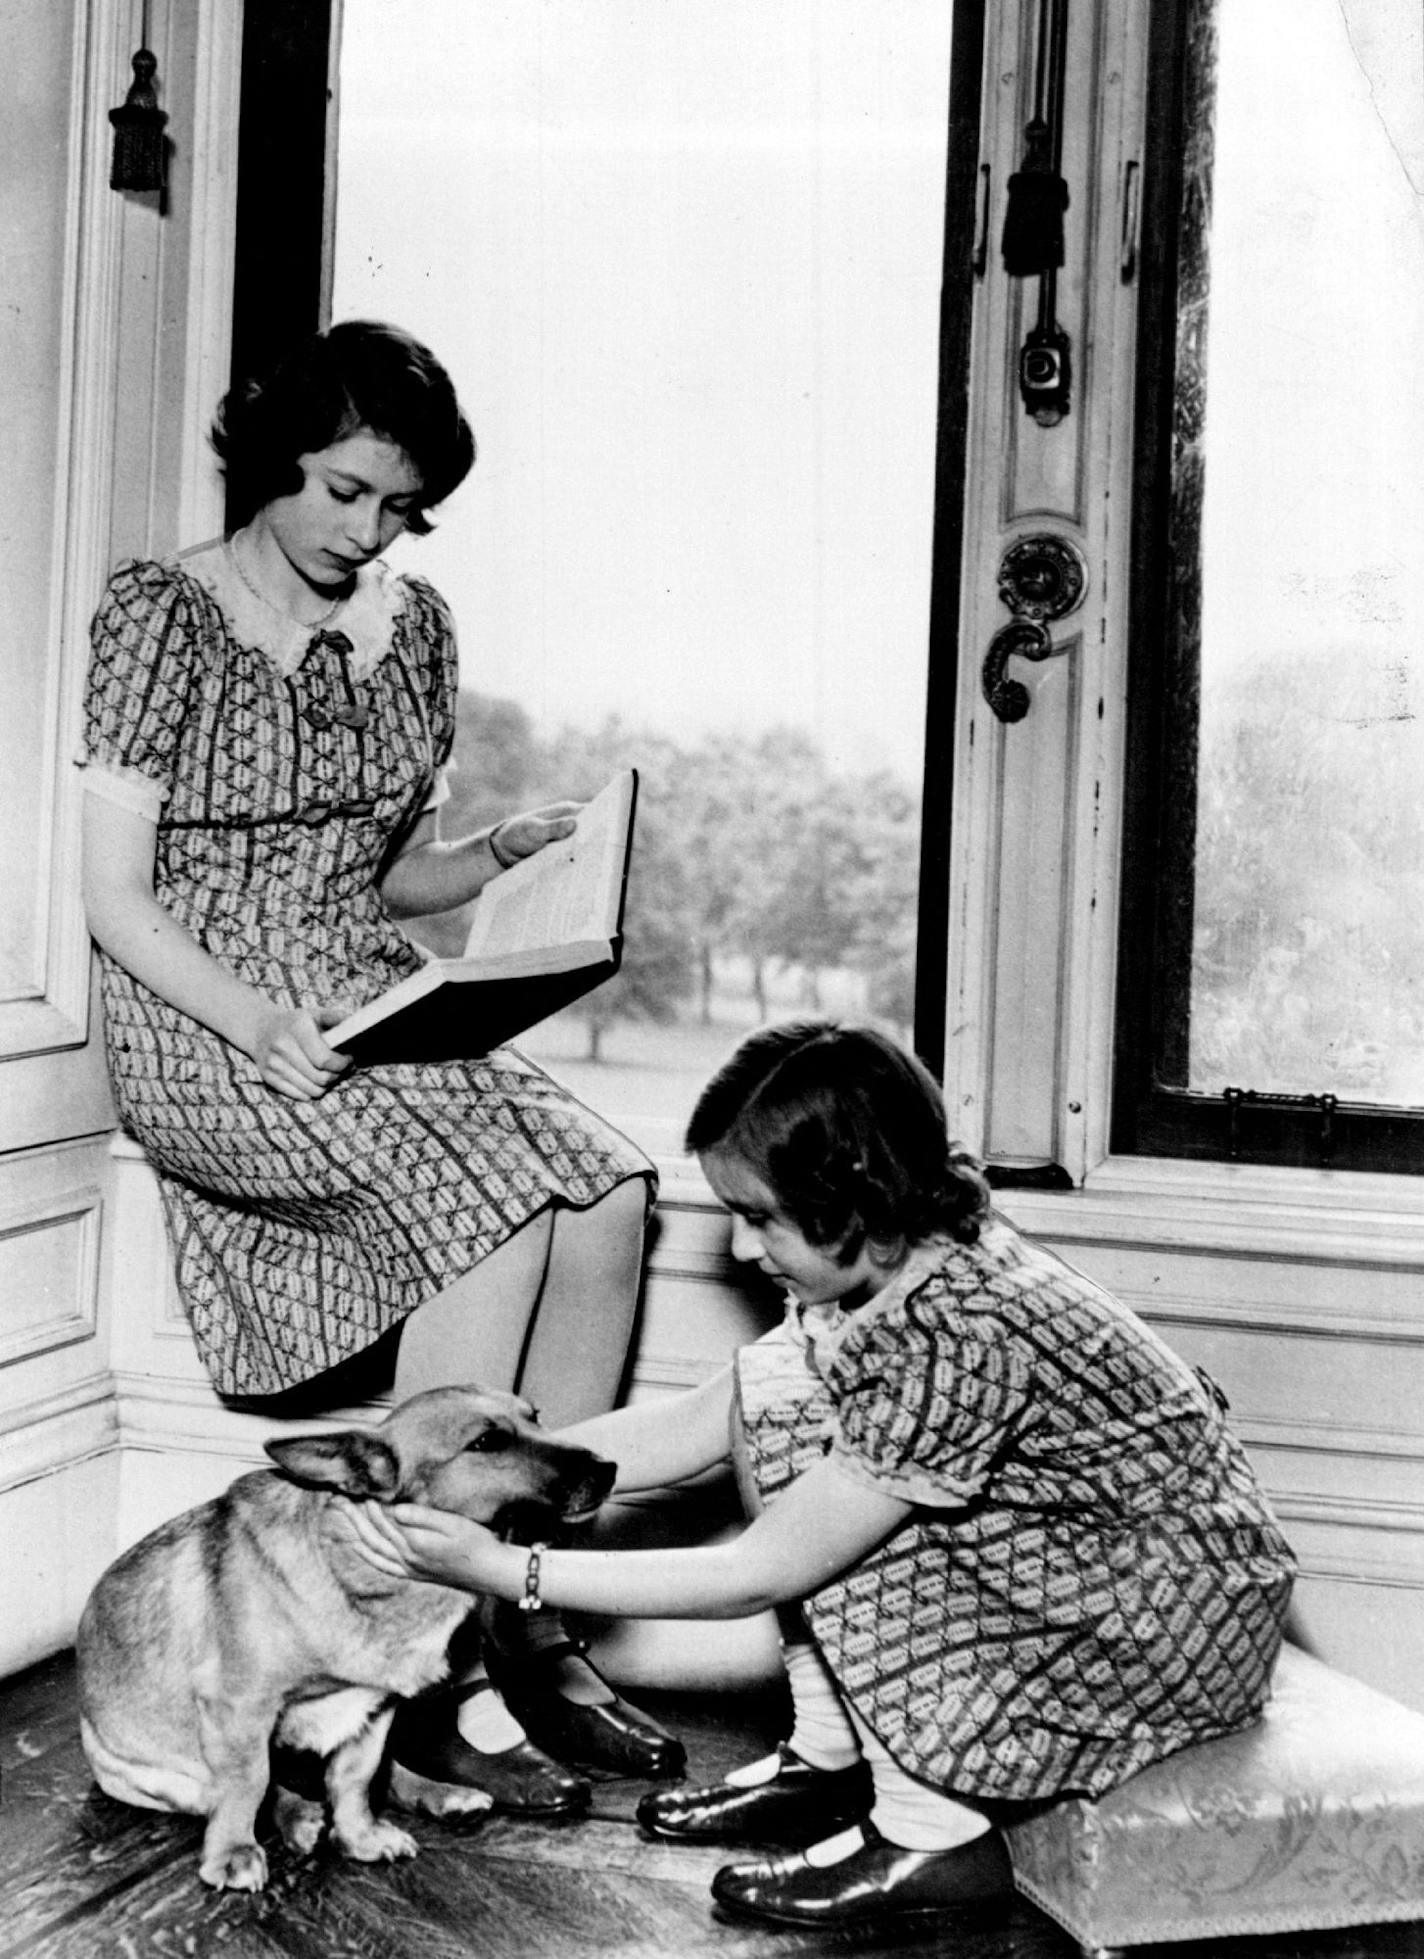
[331,1,952,780]
[1202,0,1424,701]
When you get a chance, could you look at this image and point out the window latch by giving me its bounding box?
[982,534,1088,722]
[1224,1087,1339,1163]
[1003,0,1073,424]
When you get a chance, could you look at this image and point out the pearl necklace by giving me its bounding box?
[226,534,347,630]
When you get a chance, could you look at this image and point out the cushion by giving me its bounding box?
[1004,1644,1424,1955]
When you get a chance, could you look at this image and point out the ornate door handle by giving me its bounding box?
[982,533,1087,723]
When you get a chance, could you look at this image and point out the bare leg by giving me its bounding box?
[453,1178,678,1774]
[392,1179,648,1410]
[469,1182,651,1698]
[389,1217,595,1816]
[517,1178,650,1425]
[391,1178,677,1783]
[393,1209,553,1401]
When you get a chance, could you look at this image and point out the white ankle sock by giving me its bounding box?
[455,1673,529,1754]
[804,1824,868,1867]
[725,1749,788,1789]
[782,1641,863,1773]
[849,1709,989,1851]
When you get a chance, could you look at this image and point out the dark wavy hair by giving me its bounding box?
[685,1020,990,1261]
[211,320,476,531]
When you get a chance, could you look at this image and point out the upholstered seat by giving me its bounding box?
[1004,1644,1424,1958]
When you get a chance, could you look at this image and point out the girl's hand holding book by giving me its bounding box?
[489,801,582,868]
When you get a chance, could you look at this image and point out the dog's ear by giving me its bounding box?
[264,1431,401,1498]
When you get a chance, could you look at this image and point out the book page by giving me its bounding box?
[462,771,632,960]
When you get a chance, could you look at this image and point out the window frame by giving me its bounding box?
[229,0,335,438]
[1111,0,1424,1179]
[231,0,986,1102]
[915,0,988,1083]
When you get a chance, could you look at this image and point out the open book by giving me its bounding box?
[329,769,638,1065]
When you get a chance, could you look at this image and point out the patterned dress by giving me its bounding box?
[733,1216,1295,1803]
[81,540,652,1399]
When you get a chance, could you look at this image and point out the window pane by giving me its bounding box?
[1183,0,1424,1107]
[331,2,951,1151]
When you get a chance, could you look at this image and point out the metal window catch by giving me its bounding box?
[1224,1086,1339,1163]
[1004,0,1073,423]
[982,534,1088,722]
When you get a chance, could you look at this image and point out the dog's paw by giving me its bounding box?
[386,1760,497,1821]
[336,1817,419,1864]
[200,1841,268,1892]
[272,1786,326,1857]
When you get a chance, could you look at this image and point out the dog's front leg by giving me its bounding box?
[195,1690,278,1891]
[199,1792,271,1889]
[327,1706,417,1865]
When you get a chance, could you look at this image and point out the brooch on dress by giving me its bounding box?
[302,631,370,731]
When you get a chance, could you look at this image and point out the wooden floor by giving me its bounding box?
[4,1651,1424,1959]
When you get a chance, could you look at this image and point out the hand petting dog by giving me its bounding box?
[340,1493,499,1591]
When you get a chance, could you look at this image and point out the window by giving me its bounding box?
[299,0,981,1152]
[1115,0,1424,1174]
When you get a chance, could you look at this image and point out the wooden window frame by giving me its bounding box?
[229,0,335,435]
[230,0,986,1088]
[1111,0,1424,1178]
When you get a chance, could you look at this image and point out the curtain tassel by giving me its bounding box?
[109,47,168,193]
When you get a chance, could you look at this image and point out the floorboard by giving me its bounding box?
[3,1650,1422,1959]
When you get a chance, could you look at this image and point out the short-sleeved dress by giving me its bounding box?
[81,540,652,1399]
[733,1215,1295,1804]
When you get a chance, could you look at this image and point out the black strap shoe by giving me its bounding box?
[489,1633,686,1780]
[388,1681,591,1817]
[710,1820,1014,1927]
[636,1744,872,1846]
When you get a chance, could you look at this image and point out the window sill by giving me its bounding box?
[994,1156,1424,1339]
[660,1144,1424,1257]
[655,1146,1424,1341]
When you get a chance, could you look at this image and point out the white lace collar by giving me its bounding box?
[175,535,405,682]
[783,1238,940,1374]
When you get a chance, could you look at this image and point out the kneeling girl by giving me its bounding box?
[349,1020,1296,1930]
